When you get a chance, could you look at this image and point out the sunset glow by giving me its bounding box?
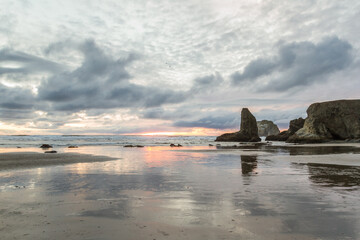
[136,127,237,136]
[140,132,186,136]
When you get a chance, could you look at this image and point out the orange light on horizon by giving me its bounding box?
[140,132,184,136]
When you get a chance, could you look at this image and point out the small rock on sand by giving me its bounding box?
[44,151,57,153]
[170,144,182,147]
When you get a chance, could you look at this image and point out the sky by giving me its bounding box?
[0,0,359,135]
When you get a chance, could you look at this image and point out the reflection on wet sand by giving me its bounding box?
[240,155,258,175]
[286,146,360,155]
[307,163,360,189]
[217,144,360,155]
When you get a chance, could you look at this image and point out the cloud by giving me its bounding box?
[231,59,277,83]
[140,107,196,120]
[0,83,36,110]
[37,40,189,111]
[231,36,353,91]
[37,39,224,112]
[0,48,65,75]
[190,72,224,94]
[0,38,232,133]
[0,109,36,121]
[173,112,239,129]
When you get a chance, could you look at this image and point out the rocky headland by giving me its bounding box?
[216,99,359,144]
[216,108,261,142]
[288,99,360,143]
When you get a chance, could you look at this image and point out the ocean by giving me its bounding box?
[0,135,217,148]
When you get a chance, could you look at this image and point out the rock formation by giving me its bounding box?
[257,120,280,137]
[40,144,53,149]
[287,100,360,143]
[265,118,305,141]
[215,108,261,142]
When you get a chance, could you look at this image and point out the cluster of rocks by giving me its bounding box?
[40,144,80,153]
[265,118,305,141]
[215,99,360,144]
[216,108,261,142]
[68,145,78,148]
[124,145,144,148]
[170,144,182,147]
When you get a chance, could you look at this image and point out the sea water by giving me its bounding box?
[0,135,217,148]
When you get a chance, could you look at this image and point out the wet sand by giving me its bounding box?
[0,152,117,170]
[178,143,360,166]
[0,144,360,239]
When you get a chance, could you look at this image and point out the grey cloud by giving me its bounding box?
[43,40,77,56]
[0,48,65,75]
[142,108,169,119]
[190,72,224,94]
[0,83,36,110]
[37,40,189,111]
[141,105,241,130]
[173,113,239,130]
[1,38,223,131]
[231,59,277,83]
[0,109,36,121]
[231,36,353,91]
[39,40,222,112]
[141,107,194,120]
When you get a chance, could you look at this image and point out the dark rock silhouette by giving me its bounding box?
[216,108,261,142]
[288,99,360,143]
[68,145,78,148]
[40,144,53,149]
[170,144,182,147]
[257,120,280,137]
[266,118,305,141]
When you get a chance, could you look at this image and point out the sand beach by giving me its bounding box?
[1,141,360,240]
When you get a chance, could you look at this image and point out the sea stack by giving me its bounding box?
[257,120,280,137]
[287,99,360,143]
[215,108,261,142]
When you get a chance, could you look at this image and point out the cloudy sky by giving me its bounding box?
[1,0,359,135]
